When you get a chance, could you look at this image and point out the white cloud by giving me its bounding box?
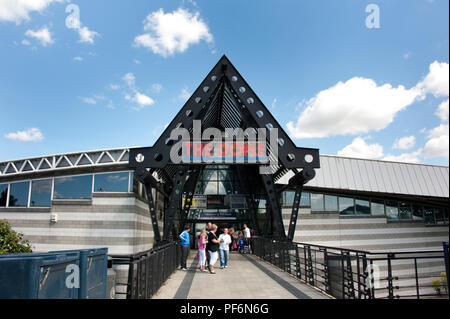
[78,96,97,104]
[109,84,120,90]
[122,73,136,87]
[393,136,416,150]
[436,99,449,122]
[422,123,449,159]
[337,137,384,159]
[286,77,422,138]
[271,98,277,109]
[133,92,154,109]
[416,61,449,97]
[25,26,54,46]
[0,0,64,24]
[151,83,163,93]
[73,56,83,62]
[179,87,191,101]
[5,128,44,142]
[382,150,421,164]
[134,8,213,57]
[77,25,100,44]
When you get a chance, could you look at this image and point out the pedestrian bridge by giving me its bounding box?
[152,251,329,299]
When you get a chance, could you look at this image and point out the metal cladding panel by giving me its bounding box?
[342,157,356,190]
[282,155,448,198]
[356,159,372,192]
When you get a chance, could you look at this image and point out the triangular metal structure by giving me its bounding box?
[129,55,320,246]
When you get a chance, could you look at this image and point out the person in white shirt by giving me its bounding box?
[243,224,252,253]
[218,228,232,269]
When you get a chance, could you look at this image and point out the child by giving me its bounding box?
[238,232,245,253]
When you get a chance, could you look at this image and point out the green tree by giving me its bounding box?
[0,219,32,254]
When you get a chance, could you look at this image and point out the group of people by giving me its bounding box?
[178,222,253,274]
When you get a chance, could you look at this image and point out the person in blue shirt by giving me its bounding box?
[179,225,191,270]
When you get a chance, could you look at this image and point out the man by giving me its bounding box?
[243,224,252,254]
[218,228,232,269]
[179,225,191,270]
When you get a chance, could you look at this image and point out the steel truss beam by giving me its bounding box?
[128,55,320,243]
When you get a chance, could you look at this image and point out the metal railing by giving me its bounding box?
[252,237,448,299]
[109,242,180,299]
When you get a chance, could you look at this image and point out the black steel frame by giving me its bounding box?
[252,237,449,299]
[129,55,320,246]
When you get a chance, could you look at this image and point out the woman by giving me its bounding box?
[198,229,207,272]
[230,227,238,251]
[206,224,220,274]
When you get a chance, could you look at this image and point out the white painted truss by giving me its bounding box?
[0,148,131,177]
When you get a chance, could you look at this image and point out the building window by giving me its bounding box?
[424,207,435,225]
[0,183,7,207]
[53,175,93,200]
[300,192,310,207]
[435,208,445,225]
[339,196,355,215]
[311,193,324,212]
[412,204,424,220]
[9,181,30,207]
[30,179,52,207]
[371,199,385,216]
[398,202,413,220]
[324,195,338,211]
[386,201,399,220]
[94,172,130,192]
[355,199,370,215]
[282,191,295,207]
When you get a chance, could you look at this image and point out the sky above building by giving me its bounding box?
[0,0,448,166]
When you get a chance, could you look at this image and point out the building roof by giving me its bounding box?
[1,148,448,199]
[277,154,449,198]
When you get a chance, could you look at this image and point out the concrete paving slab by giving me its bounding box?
[152,251,331,299]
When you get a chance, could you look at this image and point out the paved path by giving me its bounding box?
[152,251,330,299]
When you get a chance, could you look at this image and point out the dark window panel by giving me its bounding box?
[0,184,7,207]
[435,208,444,225]
[355,199,370,215]
[424,207,435,225]
[398,202,413,220]
[412,204,424,220]
[9,181,30,207]
[94,172,129,193]
[30,179,52,207]
[283,191,295,207]
[339,197,354,215]
[53,175,92,200]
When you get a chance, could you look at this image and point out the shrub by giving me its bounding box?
[0,219,32,254]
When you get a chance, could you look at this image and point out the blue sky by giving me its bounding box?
[0,0,448,166]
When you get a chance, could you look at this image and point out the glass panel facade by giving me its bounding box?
[435,208,444,225]
[371,199,385,216]
[0,183,7,207]
[398,202,412,220]
[9,181,30,207]
[283,191,295,207]
[300,192,310,206]
[54,175,93,199]
[339,197,354,215]
[424,207,435,225]
[94,172,129,192]
[386,201,399,220]
[324,195,338,211]
[355,199,370,215]
[30,179,52,207]
[412,204,424,220]
[311,193,324,211]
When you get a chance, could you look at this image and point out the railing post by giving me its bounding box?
[387,253,394,299]
[414,258,420,299]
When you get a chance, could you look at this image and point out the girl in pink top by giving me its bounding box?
[198,229,207,272]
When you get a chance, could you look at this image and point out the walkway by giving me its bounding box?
[152,251,330,299]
